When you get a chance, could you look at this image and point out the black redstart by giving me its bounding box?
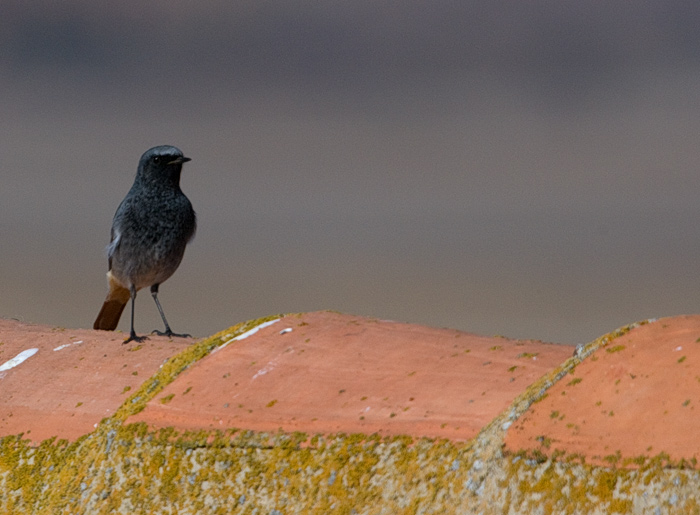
[93,145,197,343]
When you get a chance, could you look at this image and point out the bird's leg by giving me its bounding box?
[123,285,148,344]
[150,284,191,338]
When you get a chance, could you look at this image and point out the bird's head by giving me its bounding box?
[137,145,191,185]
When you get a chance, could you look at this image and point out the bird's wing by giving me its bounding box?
[106,227,121,270]
[106,195,130,270]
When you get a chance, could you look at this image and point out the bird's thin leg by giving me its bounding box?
[150,284,191,338]
[123,285,148,344]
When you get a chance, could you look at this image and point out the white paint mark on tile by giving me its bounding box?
[0,348,39,372]
[233,319,280,342]
[252,360,278,380]
[214,319,280,353]
[251,345,297,381]
[53,340,83,351]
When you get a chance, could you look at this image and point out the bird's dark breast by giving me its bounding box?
[111,190,195,289]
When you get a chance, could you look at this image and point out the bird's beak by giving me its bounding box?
[168,156,192,165]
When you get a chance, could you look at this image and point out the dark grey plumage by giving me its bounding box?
[94,145,196,343]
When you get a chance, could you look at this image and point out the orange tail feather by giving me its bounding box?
[93,272,131,331]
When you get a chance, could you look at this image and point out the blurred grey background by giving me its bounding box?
[2,1,700,345]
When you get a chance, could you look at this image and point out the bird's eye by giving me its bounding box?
[153,156,161,164]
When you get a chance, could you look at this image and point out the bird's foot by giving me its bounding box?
[152,329,192,339]
[123,333,149,345]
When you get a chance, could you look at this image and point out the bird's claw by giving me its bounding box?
[123,333,149,345]
[152,329,191,339]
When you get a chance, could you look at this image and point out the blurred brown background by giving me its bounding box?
[2,2,700,344]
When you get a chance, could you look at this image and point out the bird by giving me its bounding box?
[93,145,197,343]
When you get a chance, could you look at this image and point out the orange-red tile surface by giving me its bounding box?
[505,315,700,463]
[0,318,195,443]
[129,311,572,440]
